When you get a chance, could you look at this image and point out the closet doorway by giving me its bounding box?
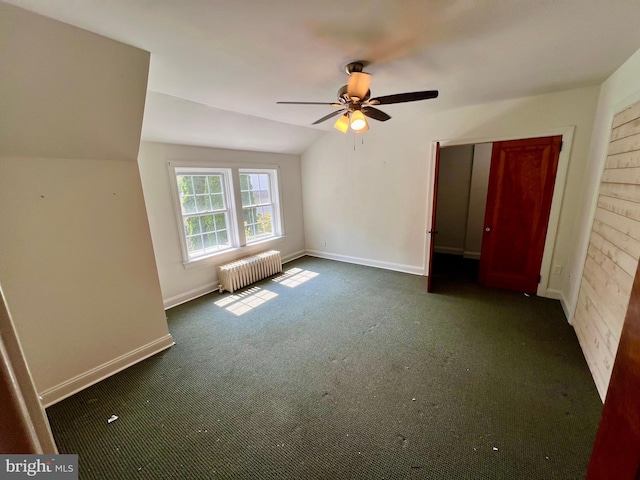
[427,134,565,294]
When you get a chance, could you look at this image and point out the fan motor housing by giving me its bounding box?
[337,84,370,103]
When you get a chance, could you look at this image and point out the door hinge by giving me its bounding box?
[538,275,541,283]
[559,141,563,152]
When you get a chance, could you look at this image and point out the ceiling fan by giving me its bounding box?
[277,61,438,134]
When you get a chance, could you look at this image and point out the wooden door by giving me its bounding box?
[427,142,441,292]
[478,136,562,293]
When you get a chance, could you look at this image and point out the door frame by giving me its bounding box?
[426,142,441,292]
[423,126,575,299]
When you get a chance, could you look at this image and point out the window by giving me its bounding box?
[176,172,232,258]
[171,165,282,263]
[240,171,275,242]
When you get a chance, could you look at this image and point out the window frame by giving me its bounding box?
[168,161,285,268]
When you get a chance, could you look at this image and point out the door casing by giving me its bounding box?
[423,126,574,299]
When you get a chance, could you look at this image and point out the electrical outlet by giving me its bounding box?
[552,265,563,275]
[321,240,326,247]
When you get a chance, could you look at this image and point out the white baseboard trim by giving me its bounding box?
[543,288,571,323]
[163,282,219,310]
[40,334,175,407]
[463,251,481,260]
[305,250,424,276]
[282,250,306,264]
[433,246,464,255]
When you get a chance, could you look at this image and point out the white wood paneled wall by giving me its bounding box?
[573,100,640,400]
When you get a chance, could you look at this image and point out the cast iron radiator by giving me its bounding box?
[217,250,282,293]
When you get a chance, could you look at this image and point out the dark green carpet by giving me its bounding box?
[46,255,602,479]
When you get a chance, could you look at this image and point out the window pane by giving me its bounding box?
[239,174,250,191]
[185,216,201,235]
[240,172,272,207]
[214,213,227,230]
[245,223,256,240]
[200,214,215,233]
[243,207,256,225]
[181,195,196,214]
[211,193,224,210]
[193,176,208,194]
[178,176,193,195]
[207,175,222,194]
[257,174,271,202]
[196,195,211,212]
[203,233,217,250]
[217,230,229,246]
[258,206,273,235]
[187,235,203,253]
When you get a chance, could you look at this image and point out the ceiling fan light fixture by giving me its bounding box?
[333,113,350,133]
[350,110,368,131]
[276,60,438,135]
[355,120,369,133]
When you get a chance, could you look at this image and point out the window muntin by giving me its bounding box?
[240,172,275,243]
[176,173,232,259]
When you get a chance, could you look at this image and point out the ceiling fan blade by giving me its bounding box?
[277,101,342,106]
[312,109,345,125]
[363,107,391,122]
[368,90,439,105]
[347,72,371,100]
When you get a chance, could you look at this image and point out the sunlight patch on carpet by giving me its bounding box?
[214,286,278,316]
[272,267,319,288]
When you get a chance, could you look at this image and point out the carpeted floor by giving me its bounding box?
[46,255,602,479]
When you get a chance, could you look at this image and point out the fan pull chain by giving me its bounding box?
[351,133,365,151]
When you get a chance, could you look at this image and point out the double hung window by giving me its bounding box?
[176,171,232,258]
[240,171,276,242]
[172,165,282,263]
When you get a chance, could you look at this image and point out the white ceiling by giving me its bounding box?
[6,0,640,154]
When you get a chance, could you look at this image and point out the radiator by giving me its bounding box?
[217,250,282,293]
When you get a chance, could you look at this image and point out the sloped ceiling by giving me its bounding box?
[5,0,640,154]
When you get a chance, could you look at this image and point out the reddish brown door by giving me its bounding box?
[587,258,640,479]
[478,136,561,293]
[427,142,441,292]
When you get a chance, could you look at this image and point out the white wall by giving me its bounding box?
[0,5,173,406]
[464,143,492,258]
[302,86,600,290]
[434,145,474,255]
[138,142,306,308]
[567,47,640,320]
[568,48,640,399]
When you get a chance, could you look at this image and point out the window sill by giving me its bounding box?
[182,236,286,270]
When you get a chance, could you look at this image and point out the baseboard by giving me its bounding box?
[305,250,424,276]
[282,250,306,264]
[433,246,464,255]
[163,282,219,310]
[543,288,572,323]
[433,247,480,260]
[40,334,175,407]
